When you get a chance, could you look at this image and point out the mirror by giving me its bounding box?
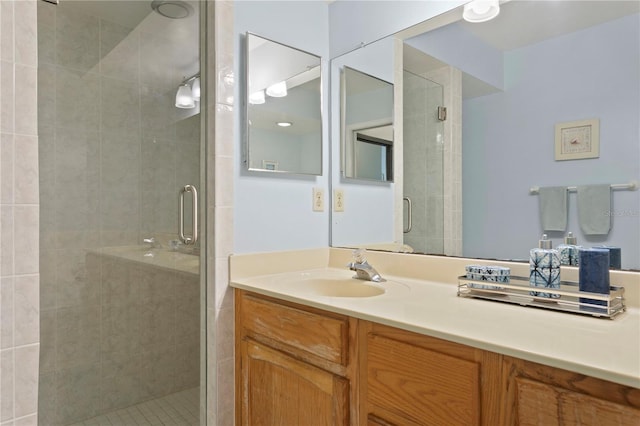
[330,1,640,269]
[342,66,394,182]
[245,33,322,175]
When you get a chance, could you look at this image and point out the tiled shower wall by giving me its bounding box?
[36,2,200,425]
[0,1,41,425]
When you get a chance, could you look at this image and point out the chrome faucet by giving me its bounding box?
[143,237,161,249]
[348,249,385,282]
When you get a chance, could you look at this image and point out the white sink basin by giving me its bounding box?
[302,278,386,297]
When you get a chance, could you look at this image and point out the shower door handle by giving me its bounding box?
[403,196,412,234]
[179,184,198,245]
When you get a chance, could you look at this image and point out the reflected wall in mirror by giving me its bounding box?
[245,33,322,175]
[330,1,640,269]
[342,66,394,182]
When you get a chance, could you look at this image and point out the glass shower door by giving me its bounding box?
[37,1,203,425]
[402,70,445,255]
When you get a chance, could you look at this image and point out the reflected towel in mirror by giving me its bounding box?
[538,186,568,231]
[577,184,611,235]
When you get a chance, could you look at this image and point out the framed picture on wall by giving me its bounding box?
[554,118,600,160]
[262,160,278,171]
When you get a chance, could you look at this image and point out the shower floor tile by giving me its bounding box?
[69,387,199,426]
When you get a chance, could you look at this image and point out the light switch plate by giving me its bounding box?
[334,189,345,212]
[313,188,324,212]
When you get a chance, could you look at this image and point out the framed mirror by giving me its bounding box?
[342,66,394,182]
[330,1,640,269]
[245,33,322,175]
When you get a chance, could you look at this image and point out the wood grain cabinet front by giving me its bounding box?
[235,289,640,426]
[359,321,503,426]
[235,290,358,426]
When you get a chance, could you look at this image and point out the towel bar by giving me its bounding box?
[529,180,638,195]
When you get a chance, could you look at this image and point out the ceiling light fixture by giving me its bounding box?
[276,121,292,127]
[151,0,193,19]
[463,0,500,23]
[266,81,287,98]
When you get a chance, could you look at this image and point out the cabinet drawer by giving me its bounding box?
[239,292,349,365]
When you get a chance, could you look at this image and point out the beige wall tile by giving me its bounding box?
[1,2,15,63]
[13,135,38,205]
[1,207,14,277]
[13,205,38,275]
[14,65,37,136]
[13,344,38,418]
[0,349,14,421]
[14,1,37,68]
[1,61,15,133]
[0,279,14,350]
[1,133,14,204]
[13,275,38,347]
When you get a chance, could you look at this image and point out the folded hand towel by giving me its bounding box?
[538,186,568,231]
[577,184,611,235]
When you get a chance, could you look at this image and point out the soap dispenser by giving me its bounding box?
[557,232,581,266]
[529,234,561,298]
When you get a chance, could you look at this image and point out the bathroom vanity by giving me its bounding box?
[232,249,640,425]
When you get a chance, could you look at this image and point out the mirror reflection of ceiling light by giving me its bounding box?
[266,81,287,97]
[463,0,500,23]
[276,121,292,127]
[249,90,266,104]
[175,83,195,108]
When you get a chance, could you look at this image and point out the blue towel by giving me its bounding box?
[577,184,611,235]
[538,186,567,231]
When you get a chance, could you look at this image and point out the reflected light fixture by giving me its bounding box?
[249,90,266,105]
[276,121,292,127]
[463,0,500,23]
[266,81,287,97]
[192,77,201,102]
[175,83,195,108]
[174,73,201,109]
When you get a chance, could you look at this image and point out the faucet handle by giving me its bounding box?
[352,248,367,263]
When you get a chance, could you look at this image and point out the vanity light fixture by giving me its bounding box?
[276,121,292,127]
[266,81,287,97]
[249,90,266,105]
[175,83,195,108]
[174,73,201,109]
[192,76,201,102]
[463,0,500,23]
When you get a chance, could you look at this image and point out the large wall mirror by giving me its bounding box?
[245,33,322,175]
[330,1,640,269]
[342,66,394,182]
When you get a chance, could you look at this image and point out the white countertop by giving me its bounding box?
[231,266,640,389]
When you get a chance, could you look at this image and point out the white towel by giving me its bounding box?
[538,186,567,231]
[577,184,611,235]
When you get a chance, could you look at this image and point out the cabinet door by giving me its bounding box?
[239,339,349,426]
[504,357,640,426]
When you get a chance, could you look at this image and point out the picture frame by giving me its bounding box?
[554,118,599,161]
[262,160,278,171]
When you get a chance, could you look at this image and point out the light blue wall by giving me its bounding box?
[234,1,330,253]
[462,14,640,268]
[328,0,466,57]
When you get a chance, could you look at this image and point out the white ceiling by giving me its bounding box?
[460,0,640,52]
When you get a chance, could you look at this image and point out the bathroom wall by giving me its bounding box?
[328,0,466,57]
[36,2,201,424]
[462,14,640,268]
[0,1,41,425]
[234,1,330,253]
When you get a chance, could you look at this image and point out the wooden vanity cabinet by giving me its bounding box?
[235,290,358,426]
[235,289,640,426]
